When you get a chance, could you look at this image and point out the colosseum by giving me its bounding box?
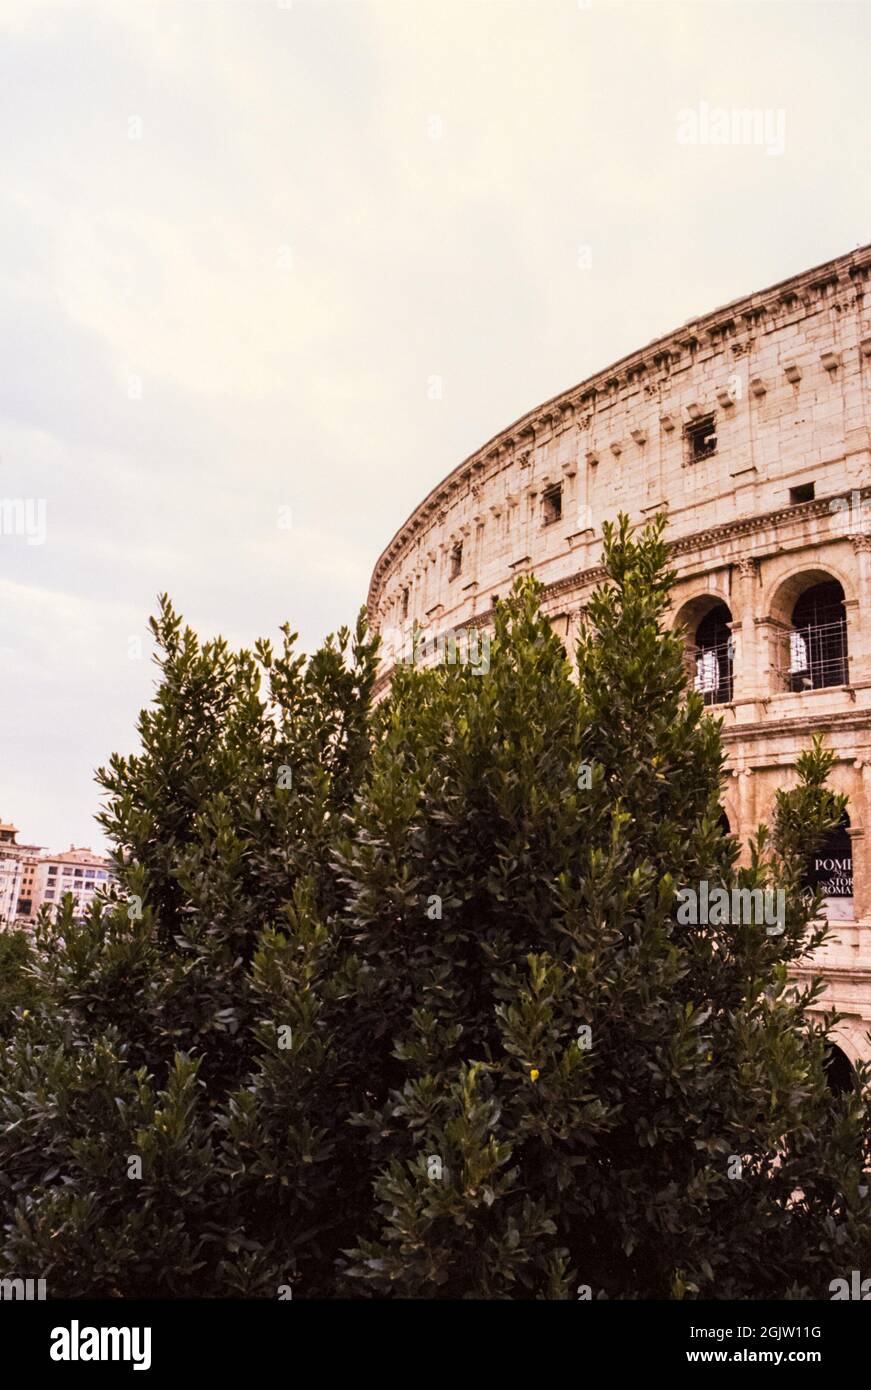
[368,243,871,1074]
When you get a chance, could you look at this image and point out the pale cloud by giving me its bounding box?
[0,0,868,850]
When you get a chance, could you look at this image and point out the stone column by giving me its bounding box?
[732,767,755,864]
[566,606,586,670]
[732,557,761,703]
[855,760,871,926]
[849,534,871,685]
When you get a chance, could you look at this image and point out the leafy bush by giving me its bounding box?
[1,518,868,1299]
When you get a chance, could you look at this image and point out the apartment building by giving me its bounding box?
[0,819,117,927]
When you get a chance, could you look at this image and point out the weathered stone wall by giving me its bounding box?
[368,244,871,1062]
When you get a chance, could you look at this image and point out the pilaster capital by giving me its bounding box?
[736,556,760,579]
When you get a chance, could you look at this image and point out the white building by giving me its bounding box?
[34,846,118,921]
[0,820,118,928]
[0,821,25,926]
[0,821,45,928]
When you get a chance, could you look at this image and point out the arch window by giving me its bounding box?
[824,1044,855,1096]
[691,604,733,706]
[788,581,848,691]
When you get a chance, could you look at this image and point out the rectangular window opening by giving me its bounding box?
[542,483,563,526]
[685,414,717,463]
[449,542,463,580]
[790,482,815,505]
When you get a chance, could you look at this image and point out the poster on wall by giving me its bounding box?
[803,821,853,921]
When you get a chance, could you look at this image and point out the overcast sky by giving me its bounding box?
[1,0,868,853]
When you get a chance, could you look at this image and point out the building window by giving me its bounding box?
[790,482,815,505]
[690,605,733,706]
[401,587,409,621]
[45,890,54,900]
[74,869,83,877]
[85,869,95,878]
[48,866,57,877]
[824,1045,855,1095]
[541,483,563,526]
[685,414,717,463]
[788,581,848,691]
[449,542,463,580]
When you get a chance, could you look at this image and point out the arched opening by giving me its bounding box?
[717,808,731,835]
[803,810,853,922]
[691,604,733,706]
[788,580,848,691]
[824,1043,855,1096]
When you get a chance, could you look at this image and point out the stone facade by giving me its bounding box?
[368,244,871,1066]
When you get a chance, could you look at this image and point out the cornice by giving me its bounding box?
[790,964,871,985]
[720,708,871,742]
[531,485,871,612]
[368,242,871,614]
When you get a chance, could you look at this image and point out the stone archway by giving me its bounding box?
[824,1042,855,1095]
[764,564,854,695]
[673,594,735,708]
